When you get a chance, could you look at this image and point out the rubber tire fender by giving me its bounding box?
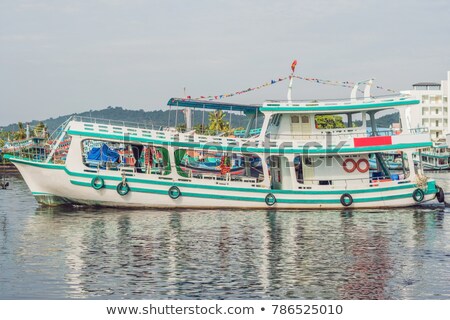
[91,176,105,190]
[168,186,181,199]
[265,193,276,206]
[436,186,445,203]
[340,193,353,207]
[117,181,130,196]
[412,188,425,202]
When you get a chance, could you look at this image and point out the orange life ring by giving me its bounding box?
[356,159,369,173]
[343,159,357,173]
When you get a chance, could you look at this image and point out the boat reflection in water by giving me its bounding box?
[12,204,446,299]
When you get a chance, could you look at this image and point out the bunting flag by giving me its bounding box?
[291,60,298,73]
[192,76,289,100]
[191,74,397,101]
[293,76,397,93]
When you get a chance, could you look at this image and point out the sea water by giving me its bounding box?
[1,174,450,299]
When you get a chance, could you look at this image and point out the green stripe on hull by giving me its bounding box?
[7,156,437,196]
[70,179,431,205]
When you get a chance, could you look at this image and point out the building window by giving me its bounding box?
[436,120,439,127]
[291,115,300,123]
[301,116,309,124]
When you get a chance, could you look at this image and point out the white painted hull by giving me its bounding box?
[13,160,438,210]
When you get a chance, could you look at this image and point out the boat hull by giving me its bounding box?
[11,158,438,210]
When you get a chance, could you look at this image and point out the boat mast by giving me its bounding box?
[287,60,297,104]
[184,87,192,130]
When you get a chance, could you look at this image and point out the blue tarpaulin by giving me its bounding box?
[87,144,120,163]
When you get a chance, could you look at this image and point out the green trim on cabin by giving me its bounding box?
[66,129,431,154]
[261,99,420,112]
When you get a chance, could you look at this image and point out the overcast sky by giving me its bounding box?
[1,0,449,126]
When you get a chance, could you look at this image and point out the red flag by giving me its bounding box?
[291,59,297,73]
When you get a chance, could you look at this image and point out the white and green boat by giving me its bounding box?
[5,88,444,209]
[413,143,450,170]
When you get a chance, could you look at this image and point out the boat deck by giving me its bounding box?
[66,116,431,155]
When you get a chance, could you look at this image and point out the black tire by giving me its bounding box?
[436,186,445,203]
[168,186,181,199]
[265,193,276,206]
[340,193,353,207]
[412,188,425,202]
[91,176,105,190]
[117,182,130,196]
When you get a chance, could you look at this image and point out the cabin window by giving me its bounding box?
[314,114,346,129]
[291,115,300,123]
[81,139,171,175]
[174,148,264,181]
[294,156,304,183]
[268,114,282,126]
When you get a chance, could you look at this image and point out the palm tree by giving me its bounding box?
[14,122,26,140]
[208,110,229,133]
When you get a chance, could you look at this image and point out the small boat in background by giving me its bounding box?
[413,143,450,170]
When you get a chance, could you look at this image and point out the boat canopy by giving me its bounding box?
[167,98,262,114]
[87,144,120,163]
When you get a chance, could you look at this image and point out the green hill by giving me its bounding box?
[1,106,400,134]
[1,106,249,133]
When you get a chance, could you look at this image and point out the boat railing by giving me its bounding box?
[298,175,410,188]
[71,116,161,131]
[268,127,429,141]
[264,94,406,107]
[68,115,430,151]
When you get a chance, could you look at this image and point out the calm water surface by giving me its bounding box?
[1,173,450,299]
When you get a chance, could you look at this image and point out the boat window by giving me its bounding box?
[313,113,371,130]
[269,114,282,126]
[294,156,304,183]
[81,139,171,175]
[314,114,347,129]
[174,148,264,182]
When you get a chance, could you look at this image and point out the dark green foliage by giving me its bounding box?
[315,115,346,129]
[0,106,248,133]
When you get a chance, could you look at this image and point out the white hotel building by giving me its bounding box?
[401,71,450,142]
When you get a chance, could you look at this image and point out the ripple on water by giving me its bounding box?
[1,174,450,299]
